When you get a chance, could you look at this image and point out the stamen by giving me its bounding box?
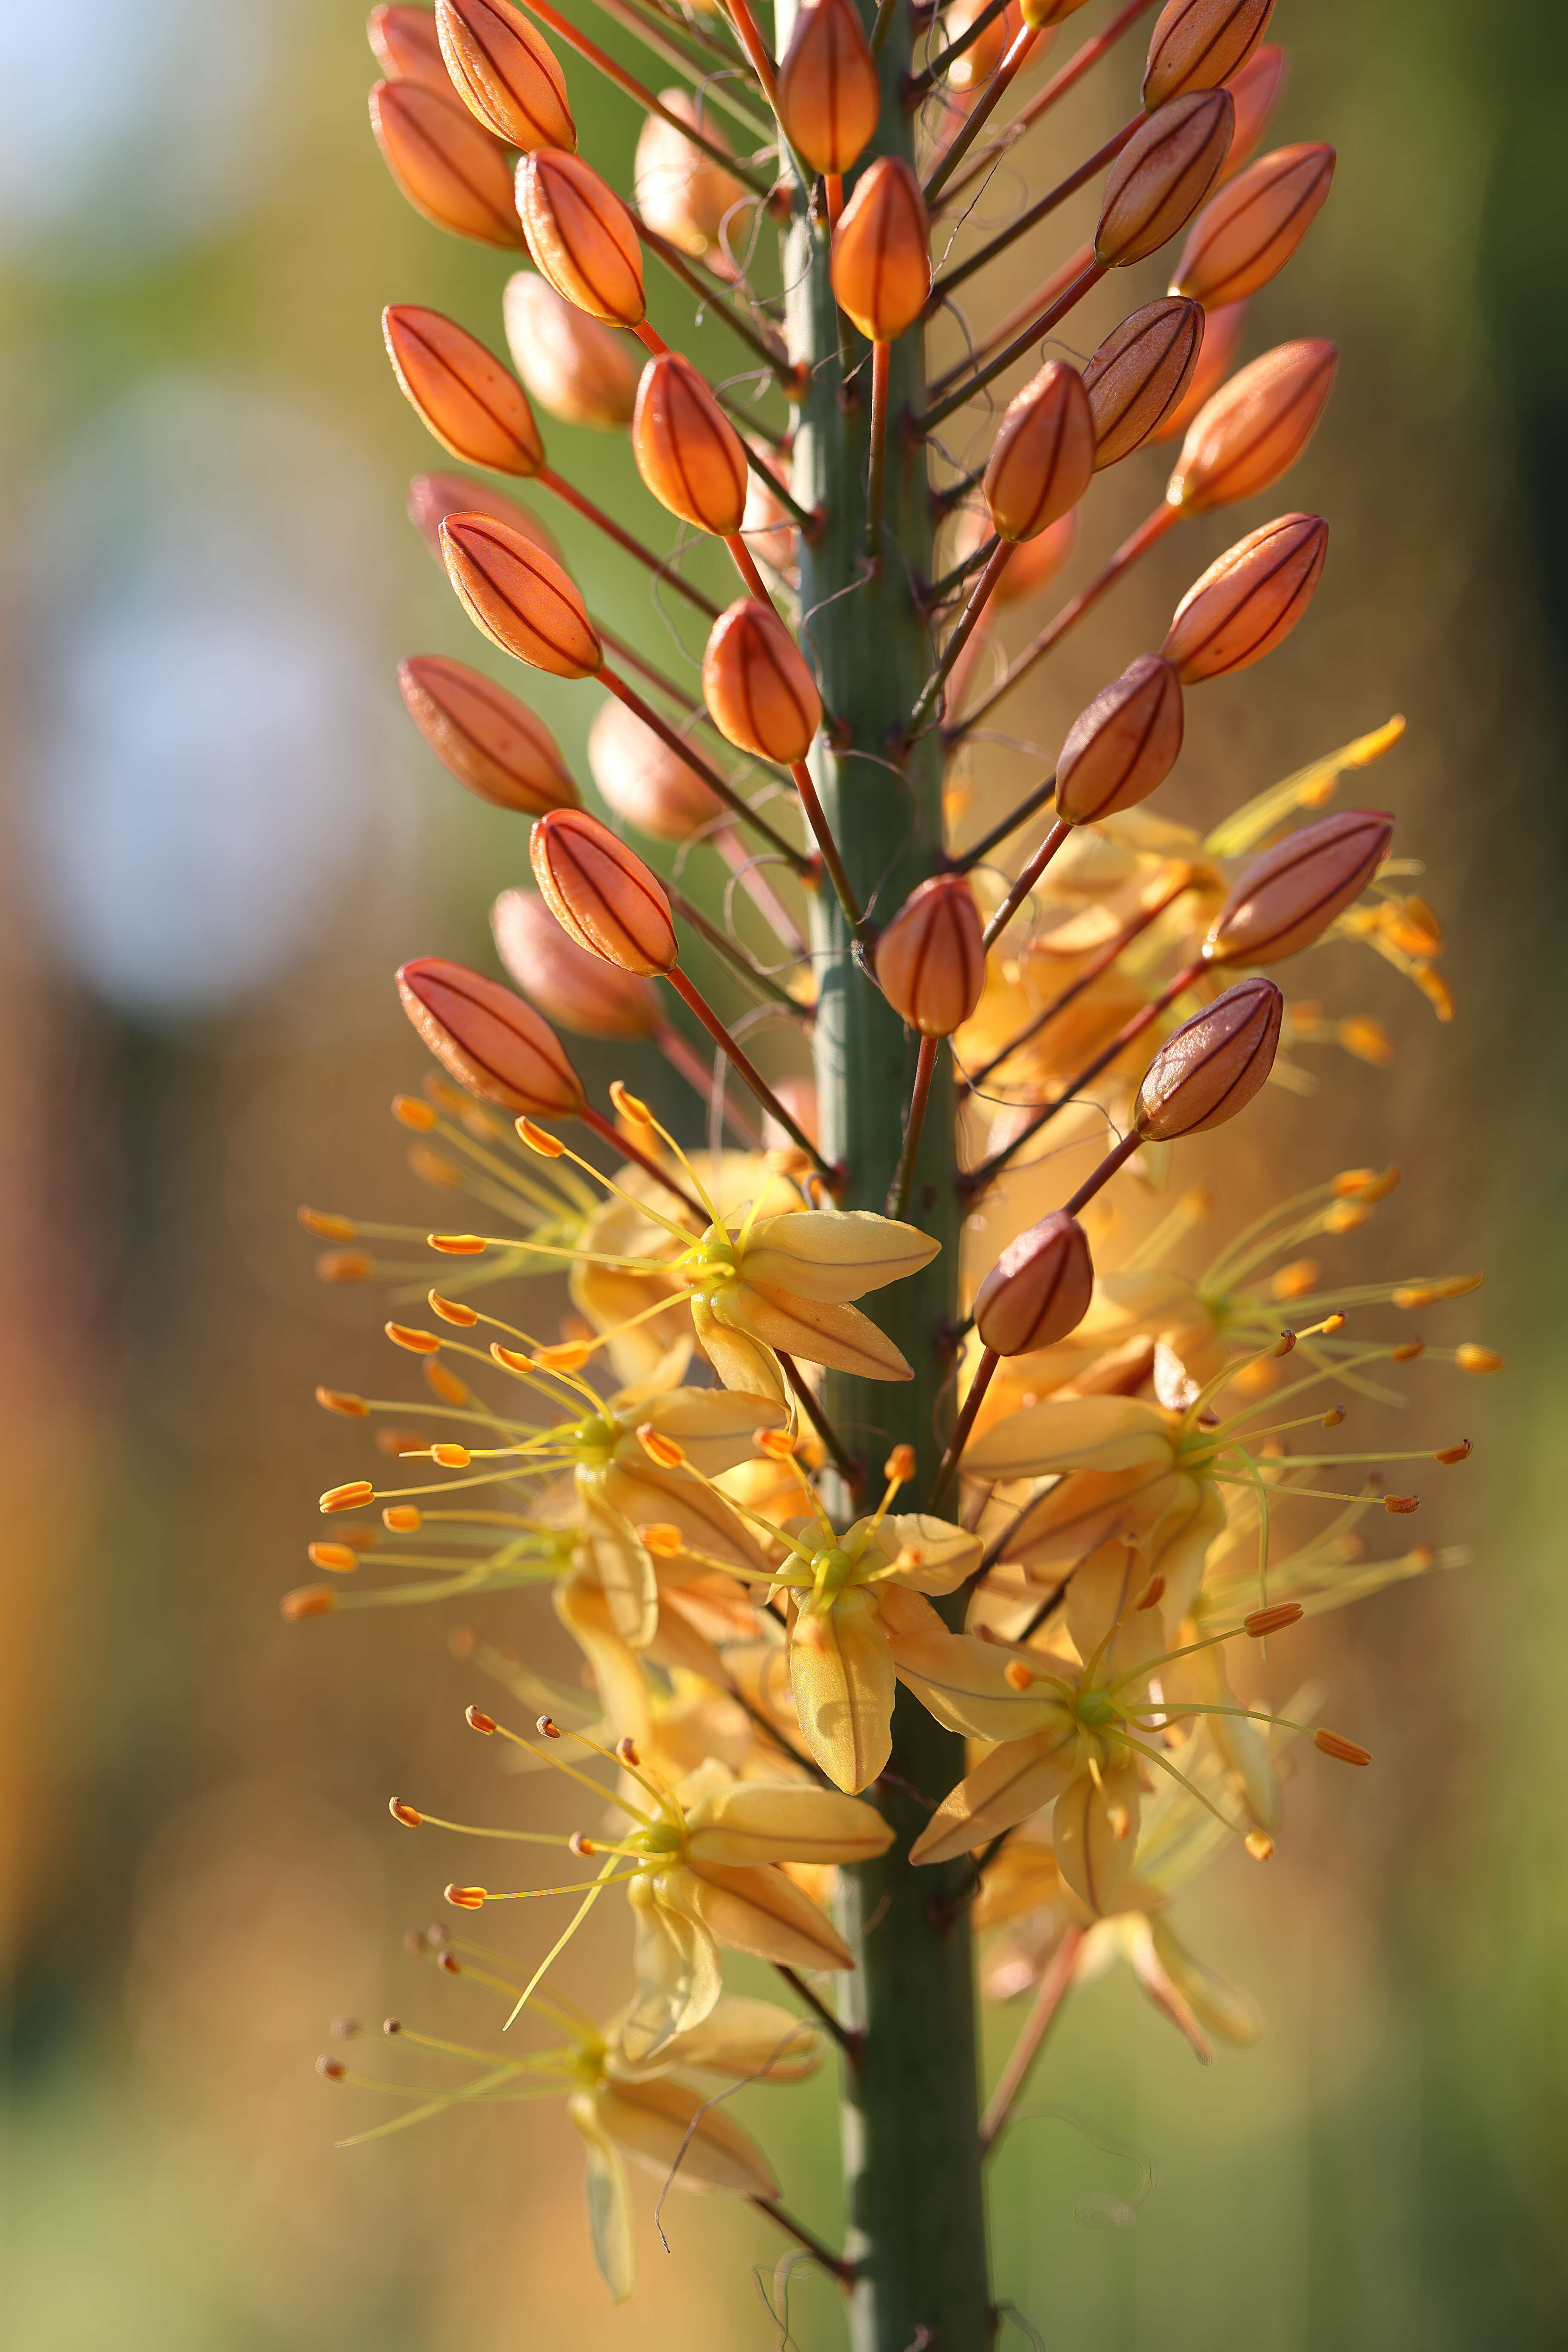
[1314,1728,1372,1765]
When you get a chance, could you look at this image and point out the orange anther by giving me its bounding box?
[466,1706,496,1734]
[316,2056,346,2080]
[430,1292,478,1325]
[1244,1602,1303,1637]
[315,1386,369,1417]
[1271,1329,1297,1357]
[1455,1344,1504,1374]
[638,1522,685,1558]
[445,1885,487,1908]
[309,1544,360,1574]
[393,1094,440,1130]
[537,1715,561,1738]
[615,1735,641,1766]
[426,1362,472,1406]
[320,1481,374,1513]
[1435,1440,1472,1465]
[516,1117,566,1157]
[1244,1829,1275,1861]
[281,1585,336,1620]
[1003,1659,1036,1690]
[1136,1574,1166,1611]
[637,1423,686,1470]
[428,1233,487,1254]
[431,1442,472,1468]
[389,1800,422,1827]
[609,1080,654,1124]
[383,1506,423,1531]
[386,1323,441,1354]
[316,1250,373,1283]
[754,1427,797,1461]
[1391,1341,1425,1362]
[1384,1494,1420,1515]
[1314,1728,1372,1766]
[299,1207,357,1240]
[884,1444,917,1482]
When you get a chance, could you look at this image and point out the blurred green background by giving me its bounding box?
[1,1,1564,2345]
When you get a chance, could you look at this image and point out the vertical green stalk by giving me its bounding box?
[778,7,992,2344]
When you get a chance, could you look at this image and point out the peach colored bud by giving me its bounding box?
[830,157,931,342]
[530,809,680,977]
[1161,512,1327,683]
[632,352,749,536]
[1207,808,1392,967]
[1170,142,1335,308]
[974,1209,1093,1356]
[983,361,1096,543]
[1134,976,1282,1139]
[369,6,453,93]
[1145,298,1247,445]
[1142,0,1274,108]
[777,0,882,178]
[435,0,575,152]
[992,507,1078,604]
[399,654,577,816]
[1055,653,1184,824]
[398,955,586,1114]
[383,304,543,478]
[875,874,986,1038]
[588,695,723,839]
[408,471,562,567]
[1168,337,1336,512]
[1226,42,1287,171]
[1095,87,1233,268]
[634,90,745,259]
[441,514,603,677]
[1081,297,1204,468]
[517,150,645,326]
[702,599,822,763]
[492,887,662,1039]
[368,79,523,250]
[501,273,640,432]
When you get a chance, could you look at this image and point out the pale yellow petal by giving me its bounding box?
[910,1721,1080,1865]
[1052,1761,1142,1917]
[621,1871,723,2063]
[718,1281,914,1381]
[553,1574,655,1745]
[1064,1543,1165,1684]
[1121,1917,1215,2064]
[1007,1462,1181,1579]
[1167,1645,1277,1830]
[611,1995,821,2083]
[876,1585,1066,1741]
[594,2074,781,2199]
[574,1494,658,1649]
[689,1297,788,1402]
[738,1210,941,1301]
[631,1385,789,1473]
[568,2091,637,2303]
[1080,1269,1200,1340]
[854,1512,983,1595]
[599,1459,772,1575]
[1149,1916,1264,2045]
[786,1591,896,1793]
[682,1858,853,1970]
[966,1396,1177,1481]
[684,1770,894,1862]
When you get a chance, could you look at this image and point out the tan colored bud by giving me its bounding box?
[1081,297,1204,469]
[441,514,603,677]
[1162,512,1327,683]
[517,150,646,326]
[492,887,662,1038]
[501,272,640,430]
[777,0,882,177]
[1134,976,1282,1139]
[398,655,576,816]
[1145,297,1246,446]
[1142,0,1274,108]
[368,6,452,93]
[632,352,749,536]
[1206,808,1392,966]
[702,599,822,763]
[1170,142,1335,308]
[1095,87,1233,268]
[983,361,1096,543]
[435,0,575,151]
[1226,42,1287,171]
[974,1210,1093,1356]
[530,809,680,976]
[634,90,745,259]
[398,956,585,1115]
[408,470,562,565]
[383,304,543,477]
[874,874,986,1038]
[830,157,931,342]
[368,79,523,250]
[1055,653,1184,824]
[588,695,724,839]
[1167,338,1336,512]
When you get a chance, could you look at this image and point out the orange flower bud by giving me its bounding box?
[435,0,574,151]
[632,352,749,536]
[369,5,453,93]
[492,886,662,1038]
[634,90,745,259]
[368,79,523,250]
[777,0,882,177]
[516,150,645,326]
[1095,87,1233,268]
[530,809,680,976]
[830,157,931,342]
[743,451,799,578]
[1144,298,1247,446]
[441,514,603,677]
[1226,42,1287,171]
[398,956,585,1114]
[946,0,1023,82]
[383,304,544,478]
[1168,338,1336,512]
[588,695,724,839]
[1081,297,1204,468]
[408,470,562,566]
[1161,512,1327,683]
[1134,976,1282,1139]
[399,654,578,815]
[702,599,822,763]
[974,1209,1094,1356]
[1142,0,1274,108]
[991,507,1079,605]
[1054,653,1184,824]
[1206,808,1393,966]
[983,361,1095,543]
[1170,142,1336,308]
[501,272,640,430]
[875,874,986,1038]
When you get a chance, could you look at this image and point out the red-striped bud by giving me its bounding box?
[1226,42,1287,172]
[1170,142,1336,308]
[1206,809,1393,966]
[502,272,640,430]
[1081,297,1204,468]
[1145,298,1247,446]
[441,514,603,677]
[1134,976,1282,1139]
[1167,338,1337,512]
[1054,654,1184,824]
[399,655,578,815]
[368,6,452,93]
[702,599,822,763]
[383,304,543,476]
[1142,0,1274,108]
[530,809,680,977]
[588,695,724,839]
[632,352,749,535]
[408,472,562,567]
[875,874,986,1038]
[517,150,646,326]
[435,0,575,152]
[974,1210,1094,1355]
[1095,87,1233,267]
[492,887,662,1038]
[830,157,931,341]
[983,360,1096,542]
[777,0,882,177]
[634,90,746,259]
[368,79,522,250]
[1161,512,1327,683]
[398,956,585,1115]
